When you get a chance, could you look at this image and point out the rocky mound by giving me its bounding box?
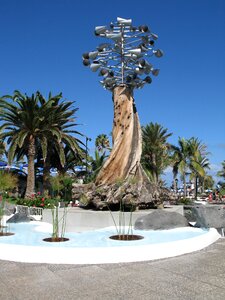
[134,210,189,230]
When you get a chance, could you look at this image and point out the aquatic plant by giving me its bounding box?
[43,199,68,242]
[107,196,142,240]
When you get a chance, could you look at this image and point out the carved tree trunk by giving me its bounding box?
[72,86,169,209]
[95,85,143,186]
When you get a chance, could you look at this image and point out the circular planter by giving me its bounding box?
[0,226,14,237]
[109,234,144,241]
[43,237,69,243]
[0,232,15,237]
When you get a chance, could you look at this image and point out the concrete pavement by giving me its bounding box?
[0,238,225,300]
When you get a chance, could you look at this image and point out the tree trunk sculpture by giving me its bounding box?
[72,86,171,208]
[96,85,143,185]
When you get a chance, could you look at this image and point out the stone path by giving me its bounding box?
[1,238,225,300]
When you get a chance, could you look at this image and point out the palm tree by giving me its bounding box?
[95,134,110,153]
[36,93,84,192]
[0,91,83,198]
[217,161,225,180]
[190,154,210,196]
[204,175,214,190]
[188,138,210,198]
[142,122,172,185]
[85,150,107,183]
[0,139,5,160]
[172,138,190,197]
[172,137,210,198]
[0,91,45,197]
[50,146,85,176]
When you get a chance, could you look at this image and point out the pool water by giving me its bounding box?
[0,222,209,248]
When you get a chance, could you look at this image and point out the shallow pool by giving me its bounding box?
[0,222,220,264]
[1,222,209,248]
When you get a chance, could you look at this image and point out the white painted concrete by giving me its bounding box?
[43,206,184,232]
[0,224,220,265]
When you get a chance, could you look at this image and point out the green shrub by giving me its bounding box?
[79,194,89,207]
[49,174,73,201]
[0,171,18,193]
[178,198,193,205]
[16,195,58,209]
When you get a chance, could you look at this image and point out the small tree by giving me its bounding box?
[142,122,172,185]
[49,175,64,198]
[0,171,18,195]
[217,161,225,180]
[95,134,111,153]
[0,171,18,231]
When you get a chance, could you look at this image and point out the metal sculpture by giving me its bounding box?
[82,17,163,186]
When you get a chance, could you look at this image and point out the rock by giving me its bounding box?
[71,179,174,210]
[123,193,135,204]
[188,205,225,228]
[72,183,94,201]
[184,206,196,222]
[134,210,189,230]
[7,213,31,223]
[6,204,34,223]
[3,202,16,216]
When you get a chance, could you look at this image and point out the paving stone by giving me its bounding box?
[15,282,77,300]
[1,238,225,300]
[194,274,225,289]
[193,290,225,300]
[0,265,56,287]
[0,281,18,300]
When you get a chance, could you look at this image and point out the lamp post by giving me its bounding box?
[82,17,163,186]
[85,136,91,178]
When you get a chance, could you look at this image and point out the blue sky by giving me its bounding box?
[0,0,224,185]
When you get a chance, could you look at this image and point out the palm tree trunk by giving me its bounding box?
[202,179,205,193]
[25,136,35,198]
[173,177,178,194]
[183,174,187,197]
[95,85,143,185]
[43,157,51,195]
[152,153,158,184]
[194,176,198,199]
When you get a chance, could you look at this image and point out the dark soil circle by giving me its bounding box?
[43,237,69,243]
[0,232,15,236]
[109,234,144,241]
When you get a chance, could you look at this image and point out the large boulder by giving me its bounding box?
[134,210,189,230]
[7,213,31,223]
[187,205,225,228]
[7,205,33,223]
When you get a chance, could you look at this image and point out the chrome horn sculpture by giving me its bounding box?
[82,17,163,90]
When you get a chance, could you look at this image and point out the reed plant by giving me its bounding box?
[107,197,135,240]
[48,199,68,240]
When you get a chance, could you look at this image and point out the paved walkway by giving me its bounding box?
[1,238,225,300]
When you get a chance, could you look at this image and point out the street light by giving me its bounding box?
[82,17,163,91]
[85,136,91,178]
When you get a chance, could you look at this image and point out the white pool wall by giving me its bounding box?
[42,206,184,232]
[0,227,220,264]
